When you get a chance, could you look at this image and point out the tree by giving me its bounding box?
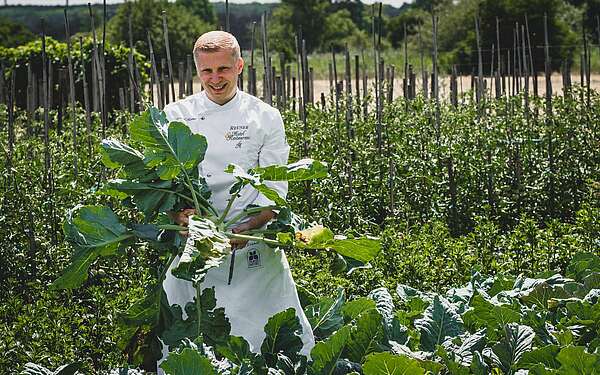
[386,8,428,48]
[176,0,216,24]
[268,0,329,56]
[0,16,34,48]
[322,9,368,52]
[106,0,214,63]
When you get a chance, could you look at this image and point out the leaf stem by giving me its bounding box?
[215,193,238,226]
[223,205,279,228]
[225,232,282,247]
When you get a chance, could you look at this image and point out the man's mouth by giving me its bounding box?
[210,83,227,92]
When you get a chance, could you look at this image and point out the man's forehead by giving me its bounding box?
[196,50,237,65]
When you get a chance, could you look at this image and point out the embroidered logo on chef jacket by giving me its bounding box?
[247,248,262,268]
[225,125,250,143]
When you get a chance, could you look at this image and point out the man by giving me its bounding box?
[158,31,314,369]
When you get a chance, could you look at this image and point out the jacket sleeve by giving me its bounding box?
[254,109,290,207]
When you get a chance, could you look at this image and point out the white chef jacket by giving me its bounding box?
[157,90,314,370]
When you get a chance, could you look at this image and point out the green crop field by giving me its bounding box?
[2,1,600,374]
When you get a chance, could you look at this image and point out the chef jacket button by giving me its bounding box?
[200,116,205,120]
[207,174,212,177]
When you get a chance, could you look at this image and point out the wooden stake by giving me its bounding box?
[64,8,78,177]
[163,10,176,103]
[79,37,92,157]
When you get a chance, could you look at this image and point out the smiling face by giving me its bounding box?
[196,49,244,105]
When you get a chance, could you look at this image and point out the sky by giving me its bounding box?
[2,0,409,6]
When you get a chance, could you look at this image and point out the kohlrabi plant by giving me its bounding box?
[50,106,381,367]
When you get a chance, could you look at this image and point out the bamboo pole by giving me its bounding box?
[163,10,176,103]
[79,37,92,157]
[225,0,230,32]
[64,8,78,178]
[475,16,483,106]
[88,3,105,138]
[147,34,161,107]
[128,5,136,112]
[261,13,271,104]
[432,12,440,142]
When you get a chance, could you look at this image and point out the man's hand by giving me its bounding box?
[229,209,275,250]
[169,208,197,237]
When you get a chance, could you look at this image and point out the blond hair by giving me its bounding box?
[193,31,241,62]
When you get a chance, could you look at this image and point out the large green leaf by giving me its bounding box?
[102,179,177,220]
[198,287,231,347]
[309,325,352,375]
[362,352,425,375]
[414,296,465,352]
[518,345,561,370]
[462,294,520,332]
[292,225,381,263]
[171,216,230,284]
[160,300,200,347]
[260,308,304,364]
[225,164,287,206]
[131,108,207,180]
[216,335,266,373]
[159,347,217,375]
[566,253,600,282]
[490,323,535,375]
[556,346,600,374]
[101,138,150,180]
[305,288,345,338]
[251,159,328,181]
[343,309,385,363]
[119,285,164,328]
[21,362,81,375]
[52,205,130,289]
[341,298,377,323]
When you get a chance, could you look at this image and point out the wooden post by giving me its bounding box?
[418,25,427,98]
[163,11,176,104]
[450,65,458,107]
[0,63,4,106]
[186,54,193,96]
[147,34,161,107]
[178,61,185,99]
[88,4,105,138]
[496,16,503,96]
[127,6,136,112]
[522,25,530,123]
[432,12,440,142]
[65,8,78,177]
[354,54,360,105]
[261,13,271,104]
[475,17,483,106]
[225,0,230,32]
[79,37,92,157]
[344,45,353,140]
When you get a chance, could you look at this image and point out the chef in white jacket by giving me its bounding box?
[157,31,314,371]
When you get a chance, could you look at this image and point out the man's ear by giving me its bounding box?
[237,57,245,74]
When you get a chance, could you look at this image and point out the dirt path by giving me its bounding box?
[156,73,600,104]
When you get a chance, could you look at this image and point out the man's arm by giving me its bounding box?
[230,108,289,249]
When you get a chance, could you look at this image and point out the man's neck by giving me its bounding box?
[207,88,238,106]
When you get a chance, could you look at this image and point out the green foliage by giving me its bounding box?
[0,16,34,48]
[0,37,147,110]
[106,0,213,64]
[176,0,216,24]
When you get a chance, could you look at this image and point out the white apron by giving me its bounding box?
[157,90,315,372]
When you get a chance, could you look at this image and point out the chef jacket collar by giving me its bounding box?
[202,88,241,113]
